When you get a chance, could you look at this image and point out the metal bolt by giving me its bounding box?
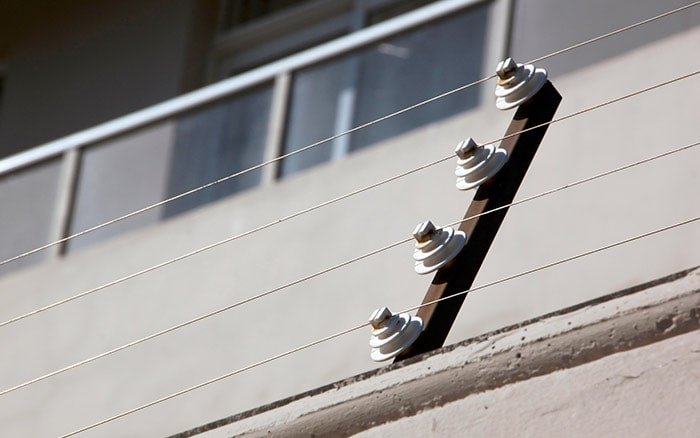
[369,307,393,329]
[496,57,518,80]
[455,137,478,159]
[413,220,437,243]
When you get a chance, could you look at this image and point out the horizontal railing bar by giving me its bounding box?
[0,0,484,176]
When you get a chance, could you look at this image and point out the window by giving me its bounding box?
[210,0,440,78]
[211,0,353,78]
[221,0,314,30]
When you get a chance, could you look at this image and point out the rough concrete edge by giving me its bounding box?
[170,266,700,438]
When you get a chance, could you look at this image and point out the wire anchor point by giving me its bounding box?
[454,137,508,190]
[495,57,548,110]
[413,220,466,275]
[369,307,422,362]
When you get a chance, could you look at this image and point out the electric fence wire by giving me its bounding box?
[3,137,698,398]
[2,0,698,268]
[2,67,698,332]
[58,214,700,437]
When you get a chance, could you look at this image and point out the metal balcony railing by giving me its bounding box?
[0,0,505,274]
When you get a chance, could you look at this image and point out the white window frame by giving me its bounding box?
[208,0,448,81]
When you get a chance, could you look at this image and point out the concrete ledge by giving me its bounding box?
[174,267,700,437]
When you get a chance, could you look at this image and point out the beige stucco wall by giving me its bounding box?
[0,10,698,438]
[184,267,700,437]
[359,330,700,438]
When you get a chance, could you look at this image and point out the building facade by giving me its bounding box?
[0,0,698,435]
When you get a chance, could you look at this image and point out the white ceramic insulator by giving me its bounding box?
[369,310,423,362]
[455,143,508,190]
[413,226,466,275]
[495,63,548,110]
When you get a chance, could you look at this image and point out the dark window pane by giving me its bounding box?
[366,0,437,25]
[222,0,313,30]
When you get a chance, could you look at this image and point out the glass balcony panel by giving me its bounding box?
[67,121,175,253]
[280,58,351,177]
[350,4,488,151]
[0,159,61,276]
[67,84,272,252]
[164,85,271,217]
[280,3,489,177]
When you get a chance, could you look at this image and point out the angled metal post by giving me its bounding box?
[395,80,562,362]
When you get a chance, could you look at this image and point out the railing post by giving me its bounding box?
[50,148,81,256]
[395,80,562,361]
[262,72,291,184]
